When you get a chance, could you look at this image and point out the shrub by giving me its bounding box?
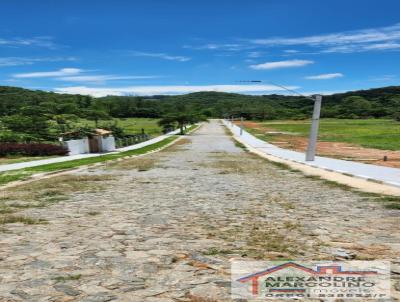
[0,143,68,157]
[0,131,37,143]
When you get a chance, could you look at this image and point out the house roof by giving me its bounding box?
[62,128,112,137]
[94,128,112,135]
[237,262,377,282]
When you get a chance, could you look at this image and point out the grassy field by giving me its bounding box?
[77,118,162,136]
[250,119,400,151]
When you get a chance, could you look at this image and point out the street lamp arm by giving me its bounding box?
[236,79,322,161]
[237,80,318,101]
[268,81,318,101]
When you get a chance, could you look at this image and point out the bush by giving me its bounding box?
[0,143,68,157]
[0,131,37,143]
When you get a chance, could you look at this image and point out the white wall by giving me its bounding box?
[65,138,90,155]
[100,136,116,152]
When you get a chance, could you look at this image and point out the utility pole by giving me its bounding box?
[240,116,244,136]
[305,95,322,161]
[235,80,323,161]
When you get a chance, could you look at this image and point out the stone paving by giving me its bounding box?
[0,120,399,301]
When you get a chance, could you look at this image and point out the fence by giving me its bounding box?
[115,134,150,148]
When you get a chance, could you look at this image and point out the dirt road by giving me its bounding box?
[0,120,399,301]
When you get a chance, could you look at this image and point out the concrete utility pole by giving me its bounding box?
[235,80,323,161]
[305,95,322,161]
[240,116,244,136]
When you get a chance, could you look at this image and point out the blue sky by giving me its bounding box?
[1,0,400,96]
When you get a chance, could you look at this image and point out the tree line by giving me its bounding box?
[0,85,399,142]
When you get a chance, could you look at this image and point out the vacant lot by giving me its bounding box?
[242,119,400,167]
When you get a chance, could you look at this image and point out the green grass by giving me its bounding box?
[251,119,400,150]
[0,135,179,186]
[185,124,199,133]
[0,171,32,185]
[54,274,82,283]
[0,215,47,225]
[77,117,162,136]
[385,203,400,210]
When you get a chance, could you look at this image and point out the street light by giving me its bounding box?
[237,80,323,161]
[240,116,244,136]
[305,94,322,161]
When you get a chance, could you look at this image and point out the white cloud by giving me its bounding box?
[0,36,58,49]
[362,42,400,50]
[0,57,76,67]
[368,74,397,82]
[305,73,344,80]
[247,51,263,58]
[185,23,400,55]
[129,51,191,62]
[58,75,160,83]
[250,23,400,53]
[252,23,400,46]
[55,84,301,97]
[13,68,83,78]
[284,50,299,54]
[183,43,246,51]
[323,42,400,53]
[12,68,159,84]
[250,59,314,70]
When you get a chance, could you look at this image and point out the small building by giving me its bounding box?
[62,128,116,155]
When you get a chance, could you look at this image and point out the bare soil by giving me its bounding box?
[241,121,400,168]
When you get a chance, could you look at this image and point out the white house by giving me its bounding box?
[62,129,116,155]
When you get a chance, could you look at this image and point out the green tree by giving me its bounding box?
[341,96,372,118]
[158,113,202,135]
[84,109,110,127]
[2,114,50,141]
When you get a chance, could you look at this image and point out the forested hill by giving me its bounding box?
[1,85,400,120]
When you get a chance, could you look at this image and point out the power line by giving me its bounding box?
[236,79,318,101]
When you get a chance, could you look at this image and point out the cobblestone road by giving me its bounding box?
[0,120,399,301]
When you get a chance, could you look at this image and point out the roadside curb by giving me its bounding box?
[225,123,400,196]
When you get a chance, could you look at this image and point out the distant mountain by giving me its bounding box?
[0,85,399,120]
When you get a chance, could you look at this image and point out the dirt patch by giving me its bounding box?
[107,157,157,171]
[241,121,400,168]
[162,138,191,152]
[0,174,115,209]
[201,152,267,174]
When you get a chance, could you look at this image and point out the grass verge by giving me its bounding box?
[0,135,179,186]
